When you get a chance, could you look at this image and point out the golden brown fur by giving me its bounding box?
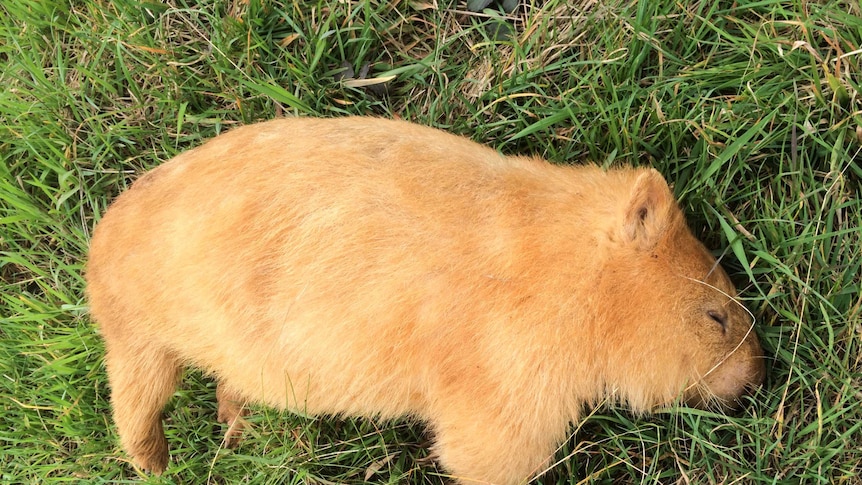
[86,117,765,484]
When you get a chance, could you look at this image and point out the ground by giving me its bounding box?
[0,0,860,483]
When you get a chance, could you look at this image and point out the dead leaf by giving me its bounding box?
[364,453,396,480]
[410,0,437,9]
[343,76,397,87]
[280,33,301,47]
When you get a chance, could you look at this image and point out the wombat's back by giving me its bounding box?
[88,118,615,416]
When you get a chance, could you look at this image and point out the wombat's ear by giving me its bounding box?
[622,169,674,249]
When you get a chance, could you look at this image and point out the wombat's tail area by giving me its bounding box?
[103,339,181,474]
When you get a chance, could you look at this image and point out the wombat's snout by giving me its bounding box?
[689,330,766,410]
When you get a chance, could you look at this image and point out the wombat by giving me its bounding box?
[86,117,765,484]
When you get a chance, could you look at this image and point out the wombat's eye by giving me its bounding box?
[707,309,728,331]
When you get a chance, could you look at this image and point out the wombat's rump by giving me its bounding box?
[86,117,764,484]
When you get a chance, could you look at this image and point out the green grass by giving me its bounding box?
[1,0,860,483]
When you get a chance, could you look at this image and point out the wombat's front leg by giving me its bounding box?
[431,409,562,485]
[216,382,248,448]
[104,341,181,474]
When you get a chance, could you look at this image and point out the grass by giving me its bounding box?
[1,0,860,483]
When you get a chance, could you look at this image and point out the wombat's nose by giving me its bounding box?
[743,330,766,389]
[727,345,767,409]
[749,350,766,388]
[696,340,766,410]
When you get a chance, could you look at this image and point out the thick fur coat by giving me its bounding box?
[86,117,765,484]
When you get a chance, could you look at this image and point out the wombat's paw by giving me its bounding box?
[217,393,249,448]
[220,415,248,449]
[130,435,169,475]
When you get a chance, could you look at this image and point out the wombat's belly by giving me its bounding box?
[190,309,433,419]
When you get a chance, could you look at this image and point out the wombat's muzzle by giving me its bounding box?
[687,339,766,410]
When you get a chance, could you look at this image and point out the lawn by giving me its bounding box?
[1,0,860,483]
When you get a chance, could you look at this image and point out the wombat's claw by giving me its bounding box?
[130,435,169,475]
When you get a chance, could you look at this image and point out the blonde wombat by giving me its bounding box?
[86,117,765,485]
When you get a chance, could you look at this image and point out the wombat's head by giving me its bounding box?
[595,169,765,412]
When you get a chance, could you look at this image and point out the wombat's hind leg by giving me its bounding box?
[216,382,248,448]
[104,342,181,475]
